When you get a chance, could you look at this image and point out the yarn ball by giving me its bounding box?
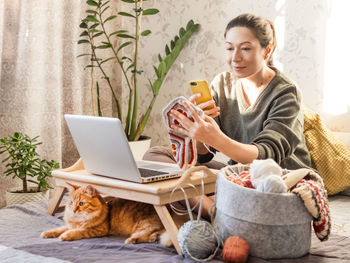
[222,236,250,263]
[256,174,287,193]
[177,220,219,261]
[250,159,282,183]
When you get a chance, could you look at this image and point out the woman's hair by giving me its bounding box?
[224,13,276,66]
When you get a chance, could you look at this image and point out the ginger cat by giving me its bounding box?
[41,183,172,246]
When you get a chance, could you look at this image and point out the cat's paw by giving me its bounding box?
[125,237,138,244]
[41,231,59,238]
[59,231,76,241]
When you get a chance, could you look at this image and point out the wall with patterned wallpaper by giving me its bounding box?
[0,0,349,207]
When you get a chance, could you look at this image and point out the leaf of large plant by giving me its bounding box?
[85,15,100,23]
[117,33,135,39]
[142,8,159,15]
[117,41,132,53]
[78,39,90,44]
[104,15,117,23]
[121,0,135,3]
[118,12,135,18]
[141,30,151,36]
[86,0,99,7]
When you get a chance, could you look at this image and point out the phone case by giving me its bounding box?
[189,80,215,110]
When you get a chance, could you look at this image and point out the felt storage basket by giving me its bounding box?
[213,164,313,259]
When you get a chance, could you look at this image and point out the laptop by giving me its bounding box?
[64,114,183,183]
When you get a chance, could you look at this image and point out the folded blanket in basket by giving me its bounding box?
[225,168,331,241]
[290,170,331,241]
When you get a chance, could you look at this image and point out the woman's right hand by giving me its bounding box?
[189,93,220,118]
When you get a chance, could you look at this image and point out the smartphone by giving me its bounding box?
[189,80,215,110]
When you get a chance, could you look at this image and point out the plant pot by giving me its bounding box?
[5,187,50,206]
[128,136,151,161]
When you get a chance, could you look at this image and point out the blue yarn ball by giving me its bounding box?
[177,220,219,261]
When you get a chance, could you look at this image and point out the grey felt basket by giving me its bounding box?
[213,164,313,259]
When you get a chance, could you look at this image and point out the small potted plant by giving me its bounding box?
[77,0,199,158]
[0,132,59,206]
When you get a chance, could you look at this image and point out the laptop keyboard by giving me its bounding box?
[138,168,169,178]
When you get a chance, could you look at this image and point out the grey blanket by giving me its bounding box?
[0,200,349,263]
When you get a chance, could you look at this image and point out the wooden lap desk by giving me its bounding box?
[47,159,217,255]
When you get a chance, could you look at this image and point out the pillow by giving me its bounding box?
[303,108,350,195]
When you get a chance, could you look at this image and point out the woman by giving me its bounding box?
[144,13,312,219]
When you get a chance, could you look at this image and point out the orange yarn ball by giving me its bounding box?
[222,236,250,263]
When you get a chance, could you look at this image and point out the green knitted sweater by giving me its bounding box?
[198,68,312,170]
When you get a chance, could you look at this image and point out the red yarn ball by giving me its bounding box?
[222,236,250,263]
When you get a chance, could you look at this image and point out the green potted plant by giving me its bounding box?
[77,0,199,151]
[0,132,59,206]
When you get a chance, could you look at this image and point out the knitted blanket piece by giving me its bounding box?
[162,96,204,169]
[225,168,331,241]
[291,170,331,241]
[225,170,254,188]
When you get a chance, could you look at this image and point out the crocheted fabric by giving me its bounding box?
[162,96,204,169]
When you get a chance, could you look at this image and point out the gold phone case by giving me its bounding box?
[190,80,214,110]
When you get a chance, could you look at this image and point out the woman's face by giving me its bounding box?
[225,26,267,79]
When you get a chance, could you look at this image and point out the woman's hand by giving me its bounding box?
[189,93,220,118]
[170,100,222,147]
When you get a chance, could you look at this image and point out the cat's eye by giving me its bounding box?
[78,202,84,206]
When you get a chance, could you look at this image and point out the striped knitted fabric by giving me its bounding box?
[291,170,331,241]
[162,96,204,169]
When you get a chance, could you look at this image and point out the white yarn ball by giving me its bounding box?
[256,174,287,193]
[250,159,286,193]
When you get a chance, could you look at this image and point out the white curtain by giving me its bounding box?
[0,0,120,207]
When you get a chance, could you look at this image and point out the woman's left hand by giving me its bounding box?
[170,100,222,146]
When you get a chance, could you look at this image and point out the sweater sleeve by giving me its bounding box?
[252,85,304,164]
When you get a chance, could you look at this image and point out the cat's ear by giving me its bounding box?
[65,182,80,191]
[85,185,99,197]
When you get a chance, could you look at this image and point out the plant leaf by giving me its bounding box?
[89,23,100,29]
[85,15,99,23]
[186,19,194,30]
[117,33,135,39]
[179,27,186,37]
[78,39,90,44]
[121,56,133,62]
[170,40,175,50]
[77,53,91,58]
[101,0,110,7]
[92,32,104,38]
[104,15,117,23]
[141,30,151,36]
[153,66,160,78]
[86,0,99,7]
[101,6,110,15]
[121,0,134,2]
[96,44,111,49]
[79,22,88,28]
[158,54,162,62]
[84,64,98,69]
[109,30,128,37]
[165,44,170,55]
[117,41,132,53]
[118,12,135,18]
[126,63,135,72]
[101,57,117,64]
[80,31,89,37]
[86,10,98,15]
[142,8,159,15]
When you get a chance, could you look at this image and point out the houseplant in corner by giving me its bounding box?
[0,132,59,206]
[77,0,199,158]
